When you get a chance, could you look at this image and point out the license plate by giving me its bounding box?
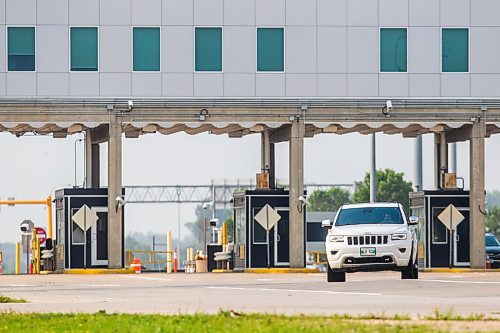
[360,247,376,256]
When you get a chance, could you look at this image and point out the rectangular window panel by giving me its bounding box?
[195,27,222,71]
[257,28,284,72]
[8,27,35,71]
[442,28,469,72]
[133,27,160,71]
[71,27,98,71]
[380,28,407,72]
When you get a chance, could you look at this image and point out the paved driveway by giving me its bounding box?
[0,271,499,317]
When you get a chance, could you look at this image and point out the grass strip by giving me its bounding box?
[0,296,26,304]
[0,312,473,333]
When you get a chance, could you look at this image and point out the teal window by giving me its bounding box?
[8,27,35,71]
[442,28,469,72]
[133,27,160,71]
[380,28,407,72]
[195,27,222,71]
[257,28,284,72]
[70,27,98,71]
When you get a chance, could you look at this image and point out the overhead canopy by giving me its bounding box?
[0,98,499,141]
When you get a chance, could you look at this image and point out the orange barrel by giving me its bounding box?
[130,257,142,273]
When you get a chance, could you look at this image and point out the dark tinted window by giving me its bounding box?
[336,207,403,226]
[486,234,500,247]
[307,222,327,242]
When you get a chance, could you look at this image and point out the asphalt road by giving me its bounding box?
[0,271,499,317]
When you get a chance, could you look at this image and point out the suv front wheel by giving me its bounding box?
[327,265,346,282]
[401,251,418,280]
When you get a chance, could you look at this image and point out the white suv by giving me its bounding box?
[322,202,419,282]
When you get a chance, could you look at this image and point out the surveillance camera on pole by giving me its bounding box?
[127,100,134,111]
[115,196,125,211]
[298,195,310,206]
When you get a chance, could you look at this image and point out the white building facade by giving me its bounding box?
[0,0,499,98]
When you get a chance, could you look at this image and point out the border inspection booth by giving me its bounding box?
[410,190,471,268]
[54,188,125,270]
[232,189,306,270]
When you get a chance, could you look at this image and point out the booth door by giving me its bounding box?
[274,209,289,266]
[91,208,108,266]
[431,207,470,267]
[454,210,470,266]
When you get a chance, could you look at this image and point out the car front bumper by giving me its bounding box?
[325,240,412,272]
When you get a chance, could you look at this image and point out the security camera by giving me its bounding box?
[382,100,393,117]
[202,202,211,209]
[298,195,310,206]
[209,218,219,227]
[115,196,125,207]
[386,100,393,111]
[127,100,134,111]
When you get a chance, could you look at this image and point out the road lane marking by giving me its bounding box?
[78,284,121,287]
[205,286,381,296]
[422,279,500,285]
[121,275,172,282]
[256,278,273,281]
[1,284,37,287]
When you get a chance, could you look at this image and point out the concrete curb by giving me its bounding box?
[423,268,500,273]
[64,269,135,274]
[244,268,319,274]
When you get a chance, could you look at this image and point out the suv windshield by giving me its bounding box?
[336,207,404,226]
[486,234,500,247]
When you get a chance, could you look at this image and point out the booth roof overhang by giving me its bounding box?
[0,97,499,141]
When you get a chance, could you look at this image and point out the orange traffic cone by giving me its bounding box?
[486,254,491,269]
[130,257,142,273]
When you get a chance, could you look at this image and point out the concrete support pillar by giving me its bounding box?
[261,130,276,188]
[85,130,92,188]
[261,130,271,173]
[269,143,276,189]
[434,134,440,189]
[370,133,377,202]
[414,135,423,191]
[107,116,123,268]
[85,129,101,188]
[469,118,486,269]
[434,133,448,189]
[289,119,305,268]
[439,132,448,189]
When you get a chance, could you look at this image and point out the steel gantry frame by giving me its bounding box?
[123,183,354,205]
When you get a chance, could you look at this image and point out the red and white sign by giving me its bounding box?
[35,227,47,246]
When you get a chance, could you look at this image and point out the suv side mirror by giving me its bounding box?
[408,216,420,225]
[321,219,332,229]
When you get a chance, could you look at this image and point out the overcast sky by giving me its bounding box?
[1,131,499,243]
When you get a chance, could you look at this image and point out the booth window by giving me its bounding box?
[442,28,469,72]
[253,208,267,244]
[235,207,246,245]
[70,27,98,71]
[71,208,85,245]
[306,222,327,242]
[432,209,448,244]
[7,27,35,71]
[133,27,160,71]
[257,27,284,72]
[72,223,85,244]
[380,28,407,72]
[195,27,222,71]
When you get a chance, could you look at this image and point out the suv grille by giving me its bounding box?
[347,235,388,245]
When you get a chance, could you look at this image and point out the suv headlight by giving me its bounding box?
[391,233,407,240]
[329,235,344,242]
